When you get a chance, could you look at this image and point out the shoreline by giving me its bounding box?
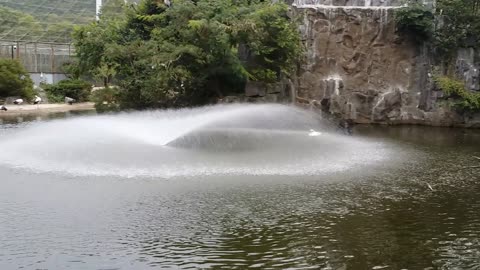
[0,103,95,117]
[0,101,478,128]
[294,98,480,129]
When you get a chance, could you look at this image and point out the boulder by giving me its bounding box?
[371,89,402,121]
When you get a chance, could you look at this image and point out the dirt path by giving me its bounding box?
[0,103,95,116]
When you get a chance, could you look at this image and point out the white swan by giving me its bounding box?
[34,95,42,104]
[308,129,322,137]
[13,98,23,105]
[65,97,76,105]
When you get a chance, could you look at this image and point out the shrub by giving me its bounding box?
[395,3,434,41]
[43,79,92,103]
[0,58,35,101]
[435,76,480,111]
[90,87,120,113]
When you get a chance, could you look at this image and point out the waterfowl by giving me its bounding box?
[34,95,42,104]
[308,129,321,137]
[65,97,75,105]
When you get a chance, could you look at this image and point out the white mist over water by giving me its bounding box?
[0,104,394,178]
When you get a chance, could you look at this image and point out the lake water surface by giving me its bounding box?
[0,109,479,270]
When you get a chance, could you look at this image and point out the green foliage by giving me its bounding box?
[394,0,480,61]
[72,14,126,77]
[90,87,121,113]
[94,63,119,88]
[435,76,480,111]
[0,6,42,41]
[395,3,434,41]
[100,0,127,19]
[434,0,480,59]
[435,76,464,96]
[0,5,79,43]
[0,0,95,21]
[242,3,303,82]
[0,58,34,101]
[73,0,302,109]
[62,60,82,80]
[43,79,92,103]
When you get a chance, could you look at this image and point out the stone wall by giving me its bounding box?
[292,3,480,127]
[455,48,480,92]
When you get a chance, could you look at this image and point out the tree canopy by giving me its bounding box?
[0,59,34,101]
[73,0,302,109]
[395,0,480,59]
[434,0,480,58]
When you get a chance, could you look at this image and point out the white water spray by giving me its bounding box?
[0,104,393,178]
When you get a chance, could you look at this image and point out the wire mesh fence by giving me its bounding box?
[0,0,96,43]
[0,0,137,43]
[0,40,74,73]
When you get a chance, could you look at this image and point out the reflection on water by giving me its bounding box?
[0,113,479,269]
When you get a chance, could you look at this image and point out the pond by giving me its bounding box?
[0,104,479,269]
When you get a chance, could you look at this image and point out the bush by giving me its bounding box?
[395,3,434,41]
[43,79,92,103]
[0,58,35,101]
[435,76,480,111]
[90,87,120,113]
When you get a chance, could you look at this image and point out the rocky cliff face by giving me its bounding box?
[456,48,480,92]
[292,1,480,127]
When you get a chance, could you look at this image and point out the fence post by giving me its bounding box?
[51,45,55,73]
[16,41,20,59]
[24,42,27,69]
[34,43,38,73]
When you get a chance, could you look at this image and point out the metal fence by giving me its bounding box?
[0,40,74,73]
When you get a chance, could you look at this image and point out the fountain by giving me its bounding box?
[1,106,478,270]
[0,104,392,178]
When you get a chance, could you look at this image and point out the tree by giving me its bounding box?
[72,13,125,77]
[0,59,34,101]
[101,0,126,19]
[395,3,434,42]
[241,3,303,82]
[435,0,480,59]
[94,62,119,88]
[0,1,94,42]
[73,0,302,110]
[0,6,42,41]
